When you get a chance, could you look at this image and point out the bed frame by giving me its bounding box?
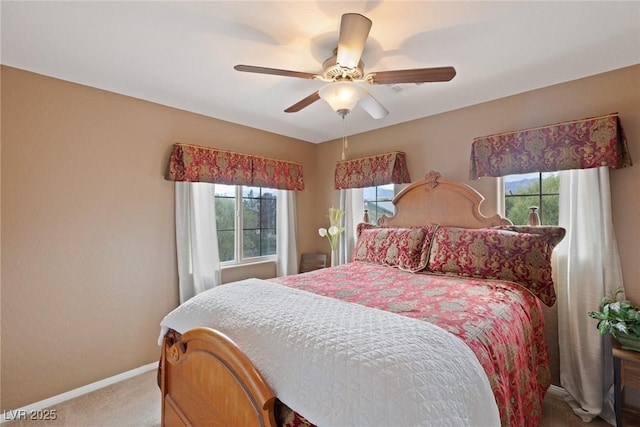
[161,328,276,427]
[160,171,510,427]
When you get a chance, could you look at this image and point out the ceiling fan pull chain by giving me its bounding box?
[341,116,349,160]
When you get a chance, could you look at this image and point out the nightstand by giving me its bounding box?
[613,340,640,426]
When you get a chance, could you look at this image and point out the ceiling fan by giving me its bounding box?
[234,13,456,119]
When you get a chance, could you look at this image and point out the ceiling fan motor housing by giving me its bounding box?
[322,55,364,81]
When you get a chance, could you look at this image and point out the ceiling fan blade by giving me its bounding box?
[360,93,389,119]
[234,64,318,80]
[284,91,321,113]
[336,13,372,69]
[368,67,457,85]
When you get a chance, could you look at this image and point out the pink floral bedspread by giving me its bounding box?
[271,261,550,427]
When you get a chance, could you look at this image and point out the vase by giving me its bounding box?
[527,206,541,226]
[330,248,338,267]
[363,209,370,224]
[617,334,640,352]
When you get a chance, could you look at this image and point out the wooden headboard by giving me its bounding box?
[378,171,511,229]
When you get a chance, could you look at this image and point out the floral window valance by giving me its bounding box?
[469,113,632,179]
[252,155,304,190]
[165,143,305,190]
[334,151,411,189]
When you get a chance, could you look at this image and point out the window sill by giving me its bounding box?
[220,259,276,270]
[220,259,278,284]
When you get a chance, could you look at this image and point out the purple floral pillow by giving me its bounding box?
[427,226,565,306]
[353,223,439,272]
[492,225,566,247]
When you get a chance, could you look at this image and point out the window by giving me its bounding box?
[504,172,559,225]
[363,184,395,224]
[214,185,277,264]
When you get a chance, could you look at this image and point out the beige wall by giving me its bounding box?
[1,64,3,409]
[0,66,317,409]
[1,64,639,410]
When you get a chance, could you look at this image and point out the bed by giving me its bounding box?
[158,171,565,427]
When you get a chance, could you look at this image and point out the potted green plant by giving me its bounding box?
[588,287,640,351]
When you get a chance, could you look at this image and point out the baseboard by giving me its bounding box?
[1,362,157,423]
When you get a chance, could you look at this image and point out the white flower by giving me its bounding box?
[318,207,345,253]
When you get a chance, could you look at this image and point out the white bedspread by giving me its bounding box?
[159,278,500,427]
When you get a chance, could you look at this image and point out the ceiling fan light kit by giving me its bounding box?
[234,12,456,119]
[319,82,367,118]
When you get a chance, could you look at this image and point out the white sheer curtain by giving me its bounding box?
[556,166,624,425]
[175,182,221,303]
[276,190,299,276]
[339,188,364,265]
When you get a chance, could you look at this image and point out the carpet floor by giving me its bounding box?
[5,370,160,427]
[4,369,623,426]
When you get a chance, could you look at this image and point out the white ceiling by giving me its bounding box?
[2,1,639,143]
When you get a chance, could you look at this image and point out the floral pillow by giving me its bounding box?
[492,225,566,247]
[427,226,565,306]
[353,223,439,272]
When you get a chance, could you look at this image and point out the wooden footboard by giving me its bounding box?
[160,327,277,427]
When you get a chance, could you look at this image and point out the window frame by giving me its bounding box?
[503,172,560,226]
[214,185,277,266]
[363,183,397,224]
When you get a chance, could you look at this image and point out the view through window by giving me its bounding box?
[504,172,559,225]
[363,184,395,224]
[214,185,277,263]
